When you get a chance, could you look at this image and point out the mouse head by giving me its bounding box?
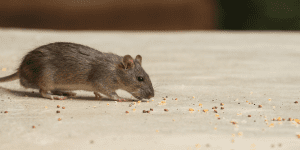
[118,55,154,100]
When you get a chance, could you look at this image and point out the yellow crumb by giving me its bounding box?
[156,130,159,133]
[192,96,195,99]
[268,98,271,101]
[215,114,219,117]
[133,108,136,112]
[199,103,202,107]
[137,101,141,103]
[152,99,154,101]
[297,134,300,138]
[45,106,48,109]
[232,134,235,137]
[269,123,274,127]
[189,108,194,111]
[294,119,300,124]
[2,68,6,71]
[277,117,282,121]
[107,103,109,106]
[203,109,208,113]
[238,132,243,137]
[214,127,217,130]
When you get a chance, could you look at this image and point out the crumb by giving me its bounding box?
[62,106,65,109]
[125,111,129,114]
[58,118,62,121]
[57,105,60,108]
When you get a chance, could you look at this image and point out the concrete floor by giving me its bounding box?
[0,29,300,150]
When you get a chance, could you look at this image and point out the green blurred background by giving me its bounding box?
[0,0,299,30]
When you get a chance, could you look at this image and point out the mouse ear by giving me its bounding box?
[123,55,135,69]
[135,55,142,66]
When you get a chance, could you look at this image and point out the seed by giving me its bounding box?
[214,110,217,113]
[146,111,150,113]
[57,105,60,108]
[214,106,218,109]
[218,118,220,120]
[248,115,251,117]
[4,111,8,113]
[62,106,65,109]
[220,103,224,106]
[175,98,178,100]
[221,107,224,110]
[189,108,194,111]
[164,109,169,112]
[143,110,146,113]
[258,105,262,108]
[150,108,153,111]
[58,118,62,121]
[56,110,60,113]
[282,118,285,121]
[295,101,298,104]
[125,111,129,114]
[32,126,35,128]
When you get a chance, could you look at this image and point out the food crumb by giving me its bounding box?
[192,96,195,99]
[137,101,141,103]
[45,106,48,109]
[295,101,298,104]
[203,109,208,113]
[214,110,217,113]
[189,108,194,112]
[32,126,35,129]
[215,114,219,117]
[269,123,274,127]
[146,111,150,113]
[152,99,154,101]
[268,98,271,101]
[56,110,60,113]
[125,111,129,114]
[58,118,62,121]
[62,106,65,109]
[133,108,136,112]
[164,109,169,112]
[156,130,159,133]
[175,98,178,100]
[4,111,8,113]
[277,117,282,121]
[199,103,202,107]
[143,110,146,113]
[238,132,243,137]
[221,107,224,110]
[2,68,6,71]
[220,103,224,106]
[297,134,300,138]
[107,103,109,106]
[57,105,60,108]
[150,108,153,111]
[258,105,262,108]
[248,115,251,117]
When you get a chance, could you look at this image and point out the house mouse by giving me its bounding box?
[0,42,154,100]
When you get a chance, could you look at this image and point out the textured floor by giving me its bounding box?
[0,29,300,150]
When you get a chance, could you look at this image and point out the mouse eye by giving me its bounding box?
[137,77,144,82]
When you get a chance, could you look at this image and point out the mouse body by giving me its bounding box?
[0,42,154,100]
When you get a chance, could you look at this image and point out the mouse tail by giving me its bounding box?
[0,72,19,82]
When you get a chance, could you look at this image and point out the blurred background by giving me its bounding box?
[0,0,299,30]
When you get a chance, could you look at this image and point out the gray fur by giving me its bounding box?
[0,42,154,100]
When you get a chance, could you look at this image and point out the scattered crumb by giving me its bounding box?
[133,108,136,112]
[221,107,224,110]
[58,118,62,121]
[295,101,298,104]
[220,103,224,106]
[125,111,129,114]
[62,106,65,109]
[192,96,195,99]
[164,109,169,112]
[199,103,202,107]
[2,68,6,71]
[203,109,208,113]
[269,123,274,127]
[277,117,282,121]
[268,98,271,101]
[232,134,235,137]
[32,126,35,129]
[156,130,159,133]
[152,99,154,101]
[56,110,60,113]
[258,105,262,108]
[150,108,153,111]
[248,115,251,117]
[215,114,219,117]
[45,106,48,109]
[175,98,178,100]
[4,111,8,113]
[172,119,175,121]
[57,105,60,108]
[107,103,109,106]
[238,132,243,137]
[189,108,194,112]
[137,101,141,103]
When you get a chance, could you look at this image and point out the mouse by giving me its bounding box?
[0,42,154,100]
